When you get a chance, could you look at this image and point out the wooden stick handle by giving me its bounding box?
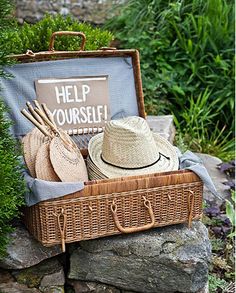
[34,107,58,133]
[33,100,43,111]
[34,107,72,147]
[26,102,44,125]
[21,109,52,137]
[41,103,57,126]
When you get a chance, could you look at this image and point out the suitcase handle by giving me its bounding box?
[49,31,86,51]
[110,197,155,233]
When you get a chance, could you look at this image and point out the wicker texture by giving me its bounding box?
[23,170,203,250]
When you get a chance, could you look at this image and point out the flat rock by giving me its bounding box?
[0,268,15,283]
[147,115,175,143]
[69,280,209,293]
[69,280,120,293]
[12,257,64,288]
[40,267,65,288]
[0,223,62,269]
[39,286,64,293]
[196,153,230,203]
[0,282,40,293]
[68,221,211,293]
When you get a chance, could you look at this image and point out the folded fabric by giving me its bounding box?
[22,150,222,206]
[178,150,223,200]
[23,171,84,206]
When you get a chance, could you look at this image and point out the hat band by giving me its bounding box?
[100,152,170,170]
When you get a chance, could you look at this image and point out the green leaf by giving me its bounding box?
[226,199,235,227]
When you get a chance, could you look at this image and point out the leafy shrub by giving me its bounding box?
[1,13,114,54]
[0,0,15,30]
[0,0,26,258]
[0,100,25,257]
[106,0,235,156]
[208,274,229,293]
[174,88,235,160]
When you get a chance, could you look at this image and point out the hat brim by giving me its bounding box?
[88,132,179,179]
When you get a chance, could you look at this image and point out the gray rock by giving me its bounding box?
[0,282,40,293]
[68,221,211,293]
[196,153,230,203]
[69,280,121,293]
[15,0,126,25]
[39,286,65,293]
[40,268,65,288]
[12,258,64,288]
[0,224,62,269]
[147,115,175,143]
[0,268,15,283]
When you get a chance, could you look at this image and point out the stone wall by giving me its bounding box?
[0,221,211,293]
[15,0,125,24]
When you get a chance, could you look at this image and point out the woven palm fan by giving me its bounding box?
[22,101,88,182]
[34,104,88,182]
[22,131,35,177]
[35,140,60,181]
[22,102,53,177]
[23,105,61,182]
[21,105,56,178]
[34,105,76,150]
[22,101,49,177]
[50,136,88,182]
[29,127,47,172]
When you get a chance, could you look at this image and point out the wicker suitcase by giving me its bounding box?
[6,32,203,252]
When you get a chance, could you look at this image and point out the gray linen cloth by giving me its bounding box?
[23,150,221,206]
[23,171,84,206]
[178,150,223,200]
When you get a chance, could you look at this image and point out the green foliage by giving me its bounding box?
[225,191,235,238]
[0,100,25,258]
[106,0,235,156]
[1,13,114,55]
[0,0,16,76]
[0,0,15,29]
[208,274,228,292]
[174,88,235,161]
[210,238,225,252]
[0,0,25,258]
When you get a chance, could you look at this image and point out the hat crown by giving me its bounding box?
[101,116,159,169]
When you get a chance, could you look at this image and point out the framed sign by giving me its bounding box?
[35,75,110,133]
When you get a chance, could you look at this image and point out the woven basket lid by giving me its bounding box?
[88,116,179,179]
[22,131,36,177]
[35,141,61,182]
[49,137,88,182]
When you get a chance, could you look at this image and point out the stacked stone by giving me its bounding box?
[0,222,211,293]
[15,0,125,24]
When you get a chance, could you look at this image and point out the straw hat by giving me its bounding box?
[88,116,179,179]
[50,137,88,182]
[87,156,107,180]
